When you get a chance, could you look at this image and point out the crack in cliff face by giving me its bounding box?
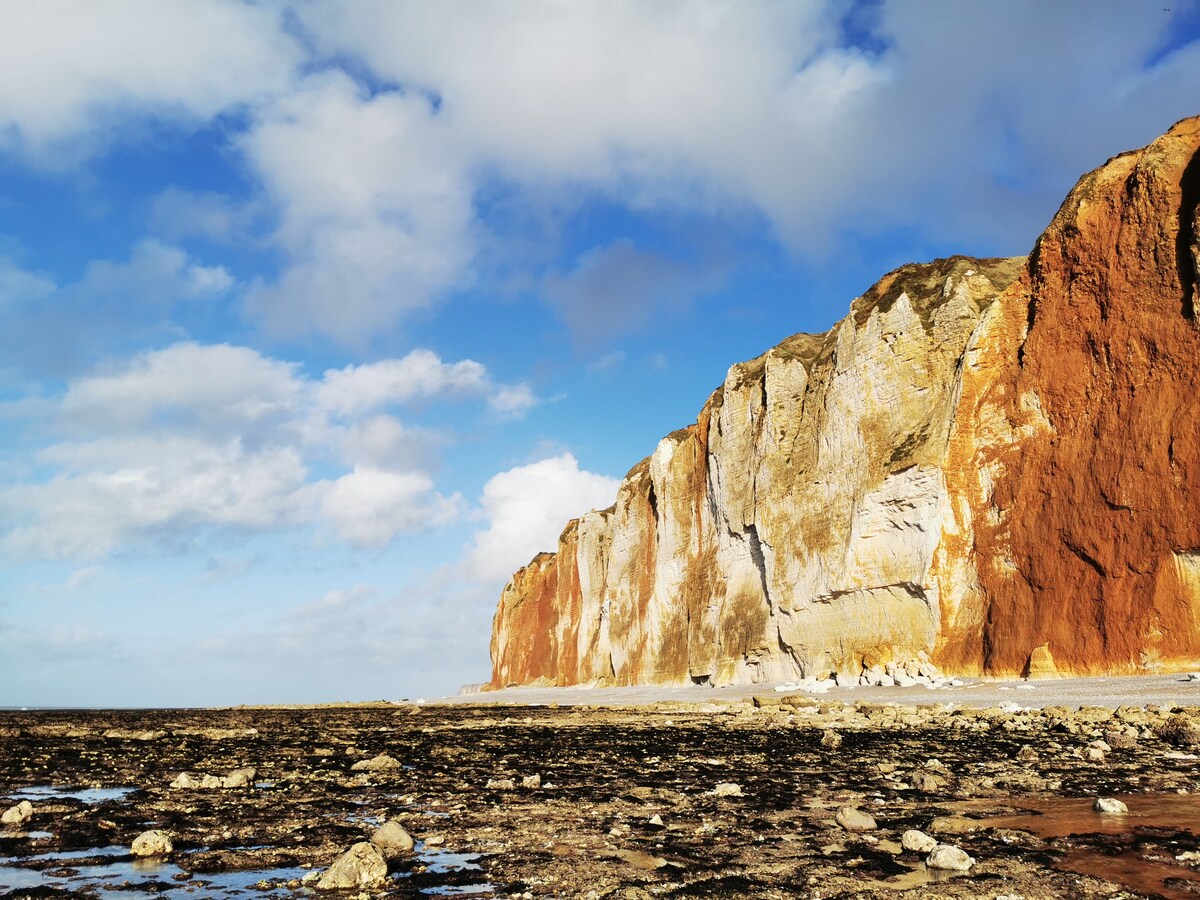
[1178,147,1200,321]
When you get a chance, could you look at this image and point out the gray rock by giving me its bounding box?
[221,767,257,788]
[1093,796,1128,814]
[926,843,974,871]
[350,754,401,772]
[901,829,938,853]
[317,842,388,890]
[820,730,843,750]
[1,800,33,826]
[835,806,876,832]
[131,830,173,857]
[370,821,414,856]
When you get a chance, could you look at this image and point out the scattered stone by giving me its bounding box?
[486,778,516,790]
[317,842,388,890]
[835,807,876,832]
[926,843,974,871]
[222,767,257,788]
[1,800,33,826]
[648,814,665,828]
[370,821,414,856]
[901,829,938,854]
[1092,797,1128,814]
[911,771,943,793]
[928,815,979,835]
[131,829,173,857]
[350,754,401,772]
[521,774,542,790]
[713,782,744,798]
[820,730,843,750]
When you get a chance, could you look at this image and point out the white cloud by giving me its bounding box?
[318,467,462,548]
[240,72,474,341]
[316,350,488,416]
[0,0,300,159]
[466,453,619,582]
[1,341,531,559]
[0,258,55,306]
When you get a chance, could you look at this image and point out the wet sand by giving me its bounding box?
[5,679,1200,898]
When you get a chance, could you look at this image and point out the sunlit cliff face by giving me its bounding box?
[492,117,1200,689]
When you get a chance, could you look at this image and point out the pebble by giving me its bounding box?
[521,774,542,789]
[1092,796,1128,814]
[820,730,843,750]
[486,778,516,790]
[131,829,174,857]
[317,841,388,889]
[834,806,876,832]
[926,843,975,871]
[350,754,401,772]
[370,820,414,856]
[1,801,33,826]
[901,829,938,853]
[648,814,664,828]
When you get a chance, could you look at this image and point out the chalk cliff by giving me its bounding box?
[491,117,1200,687]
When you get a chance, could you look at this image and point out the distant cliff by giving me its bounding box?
[490,117,1200,688]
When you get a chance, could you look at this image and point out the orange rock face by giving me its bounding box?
[491,117,1200,688]
[939,117,1200,676]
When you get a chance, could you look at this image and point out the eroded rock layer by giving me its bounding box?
[491,117,1200,688]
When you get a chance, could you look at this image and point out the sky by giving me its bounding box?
[2,1,1199,707]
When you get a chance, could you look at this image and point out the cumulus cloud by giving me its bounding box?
[466,453,619,582]
[1,341,531,559]
[0,240,236,378]
[0,0,300,160]
[239,72,474,341]
[0,258,55,307]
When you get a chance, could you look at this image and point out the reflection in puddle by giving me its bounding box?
[0,856,310,899]
[974,793,1200,900]
[973,793,1200,839]
[6,785,136,804]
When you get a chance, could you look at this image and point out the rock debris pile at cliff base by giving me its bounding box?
[7,702,1200,898]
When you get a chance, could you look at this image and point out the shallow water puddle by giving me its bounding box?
[0,856,310,898]
[6,784,136,804]
[970,793,1200,898]
[971,793,1200,839]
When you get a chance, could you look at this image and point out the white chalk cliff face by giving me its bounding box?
[492,119,1200,688]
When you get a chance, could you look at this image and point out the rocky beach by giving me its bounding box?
[7,679,1200,898]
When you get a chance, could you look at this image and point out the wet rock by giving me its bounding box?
[835,807,876,832]
[713,782,744,798]
[901,829,938,853]
[370,821,414,856]
[1092,797,1128,814]
[928,815,978,835]
[1,800,33,826]
[927,843,974,871]
[911,771,943,793]
[131,829,174,857]
[222,767,257,788]
[820,730,843,750]
[350,754,401,772]
[317,841,388,889]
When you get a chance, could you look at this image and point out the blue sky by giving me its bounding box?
[2,1,1199,706]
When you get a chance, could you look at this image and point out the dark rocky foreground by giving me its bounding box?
[4,698,1200,898]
